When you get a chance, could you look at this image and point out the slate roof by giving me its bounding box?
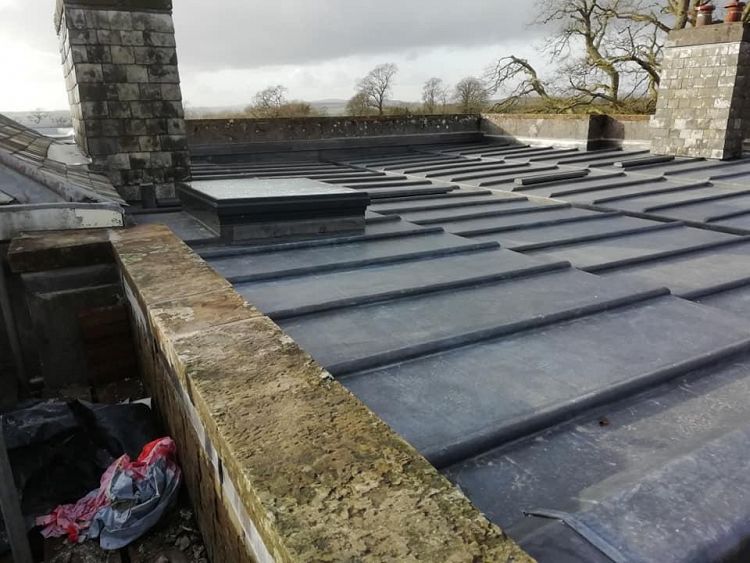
[133,139,750,562]
[0,113,123,205]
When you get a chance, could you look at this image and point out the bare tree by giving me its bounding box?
[346,92,374,116]
[28,109,49,125]
[54,115,72,127]
[356,63,398,116]
[488,0,705,113]
[249,85,288,118]
[245,85,319,118]
[422,78,449,113]
[454,77,490,113]
[486,56,554,111]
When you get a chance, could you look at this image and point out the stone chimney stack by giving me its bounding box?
[650,23,750,160]
[54,0,190,201]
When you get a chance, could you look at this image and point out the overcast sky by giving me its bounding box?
[0,0,546,112]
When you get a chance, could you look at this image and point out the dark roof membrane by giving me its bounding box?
[135,141,750,562]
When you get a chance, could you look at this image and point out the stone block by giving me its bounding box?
[129,152,151,169]
[138,135,161,151]
[81,100,109,118]
[132,12,174,33]
[147,64,179,83]
[76,63,104,82]
[115,82,140,100]
[107,10,133,31]
[88,136,120,156]
[86,45,112,64]
[65,7,88,29]
[101,63,128,82]
[78,82,108,101]
[123,119,147,136]
[88,118,123,137]
[117,184,139,200]
[118,136,141,152]
[103,83,121,100]
[166,118,185,135]
[160,83,181,101]
[110,45,135,64]
[125,64,148,82]
[70,44,88,63]
[148,151,172,167]
[120,30,145,46]
[138,83,162,100]
[157,101,183,118]
[133,46,177,65]
[142,31,176,47]
[108,101,132,118]
[107,153,131,170]
[129,101,156,118]
[121,168,144,184]
[715,98,732,109]
[97,29,121,45]
[158,134,187,151]
[144,118,167,134]
[68,28,99,45]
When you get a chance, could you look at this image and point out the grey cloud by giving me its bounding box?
[173,0,540,70]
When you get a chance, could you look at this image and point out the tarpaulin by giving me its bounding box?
[0,399,159,554]
[37,437,181,550]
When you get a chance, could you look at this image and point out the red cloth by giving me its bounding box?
[36,437,177,542]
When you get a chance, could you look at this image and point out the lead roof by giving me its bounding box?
[134,139,750,562]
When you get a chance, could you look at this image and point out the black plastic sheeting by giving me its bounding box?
[0,400,158,554]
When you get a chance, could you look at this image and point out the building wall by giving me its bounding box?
[55,0,190,200]
[481,114,593,148]
[651,23,750,160]
[481,113,653,151]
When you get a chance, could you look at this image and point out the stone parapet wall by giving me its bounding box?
[482,114,593,148]
[187,114,483,160]
[56,0,189,200]
[7,225,532,563]
[650,23,750,160]
[187,114,481,146]
[481,113,653,151]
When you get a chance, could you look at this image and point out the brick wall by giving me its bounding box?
[651,23,750,160]
[55,0,190,200]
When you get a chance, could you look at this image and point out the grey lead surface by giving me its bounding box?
[135,140,750,562]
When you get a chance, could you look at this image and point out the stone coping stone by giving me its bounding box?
[55,0,172,32]
[667,22,750,48]
[7,228,113,272]
[58,0,171,13]
[8,223,532,562]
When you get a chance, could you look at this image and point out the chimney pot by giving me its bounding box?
[697,3,717,25]
[725,1,746,22]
